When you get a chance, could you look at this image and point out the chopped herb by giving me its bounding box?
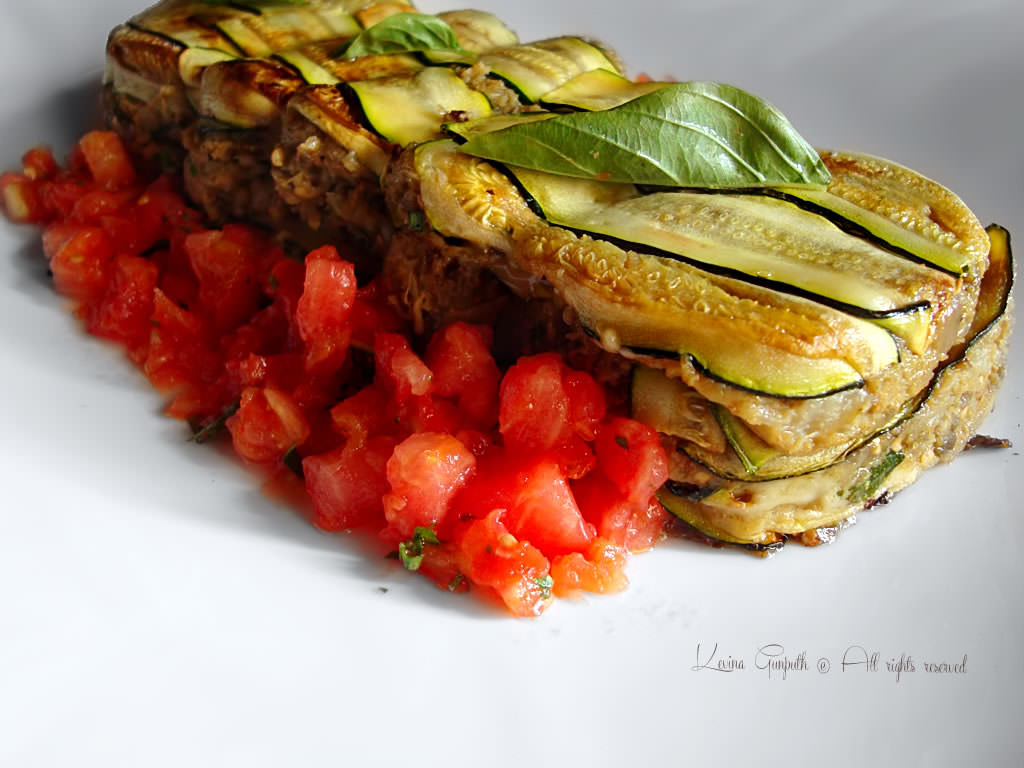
[189,401,240,444]
[408,210,425,232]
[398,526,441,571]
[534,574,554,601]
[615,435,629,450]
[447,573,467,592]
[377,586,389,594]
[282,445,304,478]
[845,451,904,503]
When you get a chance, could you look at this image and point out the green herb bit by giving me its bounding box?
[339,13,471,60]
[534,575,554,601]
[407,210,425,232]
[447,573,467,592]
[846,451,905,503]
[282,445,304,478]
[398,526,441,571]
[189,401,240,444]
[614,435,629,450]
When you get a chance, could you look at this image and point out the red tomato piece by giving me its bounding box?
[382,432,477,540]
[456,452,595,558]
[227,387,311,464]
[594,416,669,505]
[1,172,47,224]
[453,510,553,618]
[87,254,159,361]
[303,435,397,531]
[499,353,572,454]
[185,230,261,334]
[563,369,607,441]
[550,538,629,599]
[425,322,501,430]
[144,288,219,392]
[70,188,139,226]
[374,332,433,402]
[21,146,59,181]
[37,176,90,220]
[571,473,668,554]
[296,247,356,374]
[330,385,394,449]
[78,131,136,191]
[47,225,113,304]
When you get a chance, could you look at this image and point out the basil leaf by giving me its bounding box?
[340,13,470,60]
[459,81,830,189]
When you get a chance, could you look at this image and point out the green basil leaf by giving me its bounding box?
[340,12,471,60]
[459,81,830,189]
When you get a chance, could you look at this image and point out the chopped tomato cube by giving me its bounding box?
[572,473,669,553]
[1,172,47,224]
[382,432,477,540]
[21,146,59,181]
[87,254,159,361]
[78,131,136,191]
[499,353,572,454]
[296,247,356,374]
[70,187,139,226]
[453,510,553,618]
[374,332,433,402]
[456,452,595,557]
[425,322,501,430]
[304,435,397,531]
[330,385,394,448]
[594,416,669,505]
[227,387,311,464]
[144,288,219,392]
[185,230,261,334]
[563,369,606,441]
[550,538,629,599]
[47,225,113,303]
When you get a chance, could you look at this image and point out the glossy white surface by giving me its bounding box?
[1,1,1022,765]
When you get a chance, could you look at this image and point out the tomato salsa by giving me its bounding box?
[1,131,671,617]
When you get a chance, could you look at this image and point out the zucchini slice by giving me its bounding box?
[506,164,944,349]
[348,67,493,146]
[539,68,664,111]
[477,37,621,103]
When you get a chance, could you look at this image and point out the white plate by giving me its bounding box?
[2,1,1022,765]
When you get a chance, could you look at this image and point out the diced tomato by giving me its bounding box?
[37,176,90,220]
[47,225,113,303]
[572,472,669,554]
[78,131,136,191]
[417,542,469,593]
[70,187,139,226]
[227,386,311,464]
[330,385,394,448]
[143,288,218,392]
[550,538,629,599]
[296,247,356,374]
[382,432,477,540]
[374,332,433,402]
[87,254,159,361]
[453,510,553,618]
[21,146,59,181]
[455,452,594,558]
[594,416,669,505]
[425,322,501,430]
[399,394,462,436]
[220,304,289,364]
[499,353,573,454]
[185,230,261,334]
[304,435,397,531]
[563,369,606,441]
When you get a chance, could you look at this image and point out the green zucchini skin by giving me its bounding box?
[654,224,1013,549]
